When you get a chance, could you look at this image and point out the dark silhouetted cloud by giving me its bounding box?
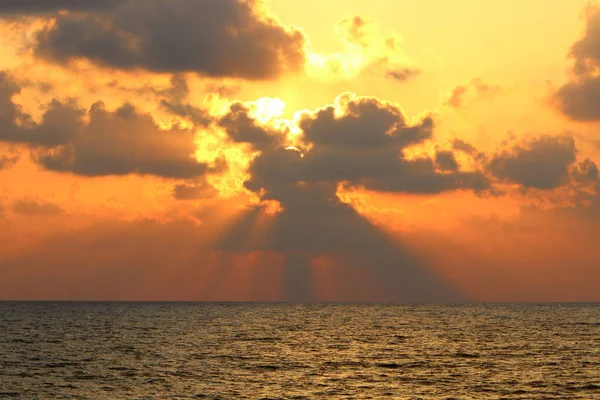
[33,102,216,178]
[172,180,218,200]
[219,102,286,150]
[234,93,489,195]
[0,0,119,15]
[160,100,212,127]
[158,75,212,126]
[435,150,459,172]
[0,72,216,179]
[1,72,84,147]
[487,135,577,190]
[555,76,600,121]
[555,6,600,120]
[219,183,463,302]
[215,93,491,301]
[571,158,600,184]
[33,0,307,80]
[569,6,600,76]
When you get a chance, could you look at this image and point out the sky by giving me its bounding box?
[0,0,599,302]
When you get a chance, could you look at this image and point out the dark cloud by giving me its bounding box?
[0,72,25,139]
[161,74,190,102]
[452,138,483,157]
[156,75,212,126]
[299,95,421,149]
[571,158,600,184]
[160,100,212,127]
[157,75,220,127]
[0,73,84,147]
[435,150,459,172]
[33,0,307,80]
[0,0,119,15]
[555,6,600,120]
[12,198,63,215]
[219,102,285,150]
[241,93,490,195]
[172,180,218,200]
[487,135,577,190]
[555,76,600,121]
[33,102,216,178]
[0,73,216,178]
[569,6,600,76]
[215,93,494,301]
[220,183,463,302]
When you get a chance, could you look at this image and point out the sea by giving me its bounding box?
[0,302,599,399]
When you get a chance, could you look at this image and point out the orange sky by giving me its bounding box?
[0,0,599,301]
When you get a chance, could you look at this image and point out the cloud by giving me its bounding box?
[452,138,483,157]
[307,16,419,82]
[555,76,600,121]
[160,100,212,127]
[172,180,218,201]
[11,198,63,215]
[0,72,217,179]
[219,101,287,150]
[0,72,84,147]
[219,185,463,302]
[239,93,489,196]
[31,0,307,80]
[446,78,500,109]
[33,102,217,178]
[555,6,600,120]
[571,158,599,184]
[487,134,578,190]
[158,75,212,126]
[435,150,459,172]
[569,5,600,76]
[0,150,18,170]
[446,86,468,109]
[452,134,599,196]
[214,93,497,301]
[0,0,119,15]
[386,68,421,82]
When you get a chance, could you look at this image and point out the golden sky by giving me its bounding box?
[0,0,599,301]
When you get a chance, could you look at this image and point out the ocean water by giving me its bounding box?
[0,302,599,399]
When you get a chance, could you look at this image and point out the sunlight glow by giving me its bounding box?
[285,146,305,157]
[306,51,367,80]
[250,97,287,124]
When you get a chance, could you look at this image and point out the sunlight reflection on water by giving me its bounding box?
[1,302,599,399]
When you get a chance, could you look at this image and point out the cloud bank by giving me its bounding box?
[22,0,307,80]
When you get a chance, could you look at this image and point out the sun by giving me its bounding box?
[250,97,287,124]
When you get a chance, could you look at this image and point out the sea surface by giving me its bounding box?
[0,302,599,399]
